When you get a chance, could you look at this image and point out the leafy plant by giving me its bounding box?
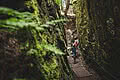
[0,7,67,56]
[55,0,61,6]
[0,6,70,80]
[44,44,64,55]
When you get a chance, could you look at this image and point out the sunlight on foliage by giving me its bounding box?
[0,7,67,57]
[0,7,69,80]
[27,49,38,55]
[55,0,61,6]
[44,44,64,55]
[0,7,68,32]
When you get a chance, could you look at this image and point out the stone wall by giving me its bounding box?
[74,0,120,79]
[0,0,73,80]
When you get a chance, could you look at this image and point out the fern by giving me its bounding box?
[27,44,64,56]
[27,49,38,55]
[0,7,68,32]
[46,19,68,25]
[0,6,68,80]
[55,0,61,6]
[41,19,68,28]
[0,7,66,57]
[44,44,64,55]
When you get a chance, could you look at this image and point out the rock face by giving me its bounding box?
[0,0,73,80]
[74,0,120,79]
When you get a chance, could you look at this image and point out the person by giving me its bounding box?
[72,38,79,64]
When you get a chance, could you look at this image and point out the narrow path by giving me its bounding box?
[65,21,100,80]
[64,5,101,80]
[65,20,99,80]
[67,56,94,80]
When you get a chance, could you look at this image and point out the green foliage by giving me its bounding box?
[44,44,64,55]
[55,0,61,6]
[41,19,68,27]
[0,7,67,57]
[26,44,64,56]
[0,7,67,31]
[0,7,69,80]
[0,7,31,17]
[26,49,38,55]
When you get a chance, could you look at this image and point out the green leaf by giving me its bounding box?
[35,27,45,31]
[27,49,38,55]
[55,0,61,6]
[46,21,55,25]
[44,44,64,55]
[40,24,50,28]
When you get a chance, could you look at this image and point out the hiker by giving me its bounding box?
[72,38,79,63]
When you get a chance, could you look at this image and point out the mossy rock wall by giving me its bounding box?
[74,0,120,78]
[0,0,73,80]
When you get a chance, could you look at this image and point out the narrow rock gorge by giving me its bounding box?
[0,0,120,80]
[73,0,120,79]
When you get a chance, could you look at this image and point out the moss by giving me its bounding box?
[73,0,89,51]
[74,0,120,78]
[0,0,74,79]
[25,0,48,23]
[0,4,72,80]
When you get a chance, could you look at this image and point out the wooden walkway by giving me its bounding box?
[67,56,95,80]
